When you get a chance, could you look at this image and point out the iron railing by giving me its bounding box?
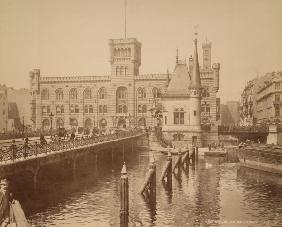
[0,129,143,163]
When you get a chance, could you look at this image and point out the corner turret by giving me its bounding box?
[212,63,220,92]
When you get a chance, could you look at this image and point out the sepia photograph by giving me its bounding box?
[0,0,281,226]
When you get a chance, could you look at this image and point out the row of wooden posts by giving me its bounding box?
[119,146,198,224]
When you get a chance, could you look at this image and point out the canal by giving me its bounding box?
[13,148,282,226]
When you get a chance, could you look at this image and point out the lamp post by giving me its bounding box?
[49,112,54,138]
[22,116,25,140]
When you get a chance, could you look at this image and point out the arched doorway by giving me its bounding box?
[99,119,107,130]
[84,118,92,129]
[117,118,126,128]
[138,117,146,128]
[42,119,50,131]
[70,118,78,131]
[56,118,64,129]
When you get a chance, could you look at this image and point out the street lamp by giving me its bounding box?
[49,112,54,138]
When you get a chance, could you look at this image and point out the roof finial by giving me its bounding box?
[176,48,179,64]
[124,0,127,39]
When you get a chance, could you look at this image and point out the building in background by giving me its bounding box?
[221,101,240,126]
[7,88,31,127]
[0,85,8,133]
[30,36,220,144]
[256,72,282,124]
[240,72,281,126]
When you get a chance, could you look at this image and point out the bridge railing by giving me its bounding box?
[218,125,269,134]
[0,129,143,163]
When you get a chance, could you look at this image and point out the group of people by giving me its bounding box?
[208,142,224,151]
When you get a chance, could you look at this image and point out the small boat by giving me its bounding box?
[204,150,226,157]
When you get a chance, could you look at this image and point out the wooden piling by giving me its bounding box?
[160,148,172,181]
[139,153,156,195]
[173,148,182,172]
[120,162,129,215]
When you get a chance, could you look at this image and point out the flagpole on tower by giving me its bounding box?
[124,0,127,39]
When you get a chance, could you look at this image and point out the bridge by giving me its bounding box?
[218,125,269,142]
[0,129,146,192]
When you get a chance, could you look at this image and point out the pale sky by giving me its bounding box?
[0,0,281,103]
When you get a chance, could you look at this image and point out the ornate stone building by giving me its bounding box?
[0,85,8,133]
[30,37,220,144]
[239,72,280,126]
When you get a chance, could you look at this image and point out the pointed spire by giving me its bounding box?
[124,0,127,38]
[190,35,201,89]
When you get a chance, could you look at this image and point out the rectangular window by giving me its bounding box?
[84,105,88,113]
[3,110,5,115]
[275,83,280,90]
[75,105,79,113]
[180,112,184,124]
[89,105,93,113]
[275,94,280,102]
[61,106,64,113]
[103,105,107,113]
[174,112,179,124]
[42,106,46,115]
[206,105,210,113]
[165,116,167,125]
[194,110,197,116]
[70,105,74,113]
[275,107,280,117]
[99,105,103,113]
[47,106,50,113]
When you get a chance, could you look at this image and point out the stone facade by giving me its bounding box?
[256,72,282,124]
[240,72,282,126]
[0,85,8,133]
[30,37,220,144]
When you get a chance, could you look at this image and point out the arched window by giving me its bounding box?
[84,105,88,113]
[70,105,74,113]
[70,118,78,128]
[41,89,49,100]
[89,105,93,113]
[56,105,61,114]
[56,118,64,129]
[116,87,128,113]
[98,87,107,99]
[138,117,146,127]
[55,88,64,100]
[75,105,79,113]
[69,88,78,100]
[99,119,107,129]
[142,105,147,113]
[137,88,146,99]
[120,66,124,75]
[83,88,92,99]
[84,118,92,129]
[152,87,161,98]
[173,133,184,141]
[42,119,50,131]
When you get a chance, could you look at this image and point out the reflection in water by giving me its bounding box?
[10,148,282,226]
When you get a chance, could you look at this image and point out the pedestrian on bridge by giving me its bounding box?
[10,140,17,161]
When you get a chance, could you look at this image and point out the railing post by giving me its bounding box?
[120,162,129,215]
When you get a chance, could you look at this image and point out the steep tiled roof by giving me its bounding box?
[164,62,191,96]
